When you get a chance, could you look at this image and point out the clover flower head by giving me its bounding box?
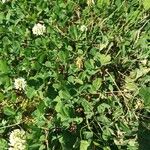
[32,23,46,35]
[14,77,26,91]
[9,129,26,150]
[80,25,87,32]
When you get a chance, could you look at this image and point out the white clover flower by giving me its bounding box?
[9,129,26,150]
[1,0,10,3]
[80,25,87,32]
[14,77,26,91]
[32,23,46,35]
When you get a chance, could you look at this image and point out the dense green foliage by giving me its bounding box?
[0,0,150,149]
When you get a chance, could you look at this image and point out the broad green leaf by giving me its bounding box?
[83,131,93,139]
[102,127,112,140]
[0,60,9,74]
[69,25,78,40]
[92,78,102,90]
[139,87,150,106]
[39,144,46,150]
[97,103,110,113]
[81,99,94,118]
[124,82,138,91]
[74,78,83,85]
[81,99,93,112]
[45,61,51,68]
[80,140,90,150]
[3,107,16,116]
[93,141,100,146]
[55,100,63,113]
[0,92,4,101]
[0,138,8,150]
[55,101,71,122]
[0,12,4,23]
[58,51,68,62]
[85,59,95,70]
[26,87,37,99]
[73,117,83,124]
[129,67,150,81]
[0,75,10,87]
[68,76,74,83]
[29,143,41,148]
[89,78,102,94]
[97,115,111,124]
[59,90,71,100]
[98,54,111,65]
[103,146,111,150]
[97,0,110,8]
[135,67,150,80]
[143,0,150,10]
[115,0,122,7]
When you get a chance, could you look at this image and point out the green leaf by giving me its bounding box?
[3,107,16,116]
[89,78,102,94]
[97,103,110,113]
[29,143,41,148]
[0,60,9,74]
[80,140,90,150]
[55,100,63,113]
[143,0,150,10]
[135,67,150,80]
[81,99,93,112]
[115,0,122,7]
[85,59,95,70]
[139,87,150,106]
[97,0,110,8]
[124,82,138,91]
[26,87,37,99]
[59,90,71,100]
[102,127,112,140]
[93,141,100,146]
[74,78,83,85]
[98,54,111,65]
[69,25,78,40]
[58,51,68,62]
[55,101,72,122]
[0,75,10,87]
[0,92,4,101]
[83,131,93,139]
[81,99,94,119]
[0,12,4,23]
[103,146,111,150]
[92,78,102,90]
[0,138,8,150]
[39,144,46,150]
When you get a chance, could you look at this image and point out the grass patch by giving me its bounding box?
[0,0,150,149]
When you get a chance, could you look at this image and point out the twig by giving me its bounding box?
[106,70,130,111]
[0,121,23,130]
[45,129,49,150]
[134,19,150,45]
